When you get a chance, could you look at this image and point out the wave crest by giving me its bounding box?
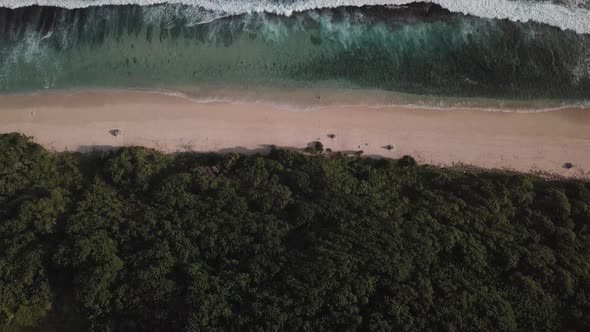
[0,0,589,34]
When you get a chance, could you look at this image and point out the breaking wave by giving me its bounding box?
[0,0,589,34]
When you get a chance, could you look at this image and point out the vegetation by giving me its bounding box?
[304,141,324,154]
[1,133,589,331]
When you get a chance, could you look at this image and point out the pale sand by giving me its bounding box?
[1,90,590,178]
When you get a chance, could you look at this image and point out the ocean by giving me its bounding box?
[0,0,589,105]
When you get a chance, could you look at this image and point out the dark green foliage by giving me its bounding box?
[104,147,170,193]
[398,155,417,167]
[304,141,324,154]
[1,133,589,331]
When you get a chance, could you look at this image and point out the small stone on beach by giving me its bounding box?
[109,129,121,137]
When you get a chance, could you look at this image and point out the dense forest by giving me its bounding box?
[0,133,589,331]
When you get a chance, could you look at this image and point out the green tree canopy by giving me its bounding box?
[0,133,589,331]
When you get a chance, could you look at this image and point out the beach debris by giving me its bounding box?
[563,162,574,169]
[355,150,364,157]
[109,129,121,137]
[383,144,394,151]
[327,134,336,139]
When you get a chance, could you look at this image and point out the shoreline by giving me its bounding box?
[3,86,589,113]
[1,89,590,178]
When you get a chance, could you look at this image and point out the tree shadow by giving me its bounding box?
[76,145,119,153]
[363,154,387,159]
[74,144,291,155]
[215,145,273,155]
[73,144,389,160]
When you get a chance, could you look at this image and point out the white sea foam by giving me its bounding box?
[573,49,590,83]
[139,87,590,113]
[0,0,589,35]
[0,31,61,89]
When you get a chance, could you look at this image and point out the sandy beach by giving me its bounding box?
[1,90,589,178]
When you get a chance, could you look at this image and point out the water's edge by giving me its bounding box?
[3,86,588,113]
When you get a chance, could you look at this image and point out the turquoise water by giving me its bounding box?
[1,2,589,101]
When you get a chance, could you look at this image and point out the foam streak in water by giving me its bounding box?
[0,0,589,35]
